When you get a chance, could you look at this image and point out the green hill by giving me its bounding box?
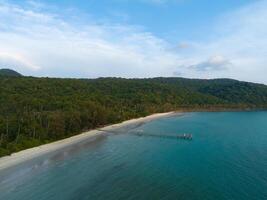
[0,69,22,77]
[0,76,267,156]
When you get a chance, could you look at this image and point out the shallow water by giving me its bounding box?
[0,112,267,200]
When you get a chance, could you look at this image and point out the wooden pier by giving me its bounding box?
[133,133,193,140]
[97,129,193,140]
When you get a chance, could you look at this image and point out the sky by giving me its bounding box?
[0,0,267,83]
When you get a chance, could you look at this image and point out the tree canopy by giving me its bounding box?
[1,76,267,157]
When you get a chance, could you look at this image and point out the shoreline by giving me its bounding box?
[0,112,175,171]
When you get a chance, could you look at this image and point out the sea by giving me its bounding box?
[0,112,267,200]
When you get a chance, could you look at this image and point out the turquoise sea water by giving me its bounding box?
[0,112,267,200]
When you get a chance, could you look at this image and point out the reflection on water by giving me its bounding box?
[1,112,267,200]
[0,133,107,185]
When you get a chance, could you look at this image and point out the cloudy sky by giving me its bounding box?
[0,0,267,83]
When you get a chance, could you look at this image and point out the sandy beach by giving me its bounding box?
[0,112,175,171]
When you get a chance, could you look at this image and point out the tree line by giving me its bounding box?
[1,76,267,156]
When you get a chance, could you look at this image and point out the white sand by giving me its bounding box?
[0,112,175,171]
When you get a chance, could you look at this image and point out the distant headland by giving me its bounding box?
[0,68,22,77]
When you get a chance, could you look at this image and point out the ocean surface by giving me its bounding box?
[0,112,267,200]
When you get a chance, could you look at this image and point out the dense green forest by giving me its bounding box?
[1,75,267,157]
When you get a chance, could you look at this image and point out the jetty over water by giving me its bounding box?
[97,129,193,141]
[133,133,193,140]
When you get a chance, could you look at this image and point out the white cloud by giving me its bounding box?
[0,0,267,84]
[0,1,180,78]
[0,52,40,70]
[188,55,232,71]
[173,0,267,83]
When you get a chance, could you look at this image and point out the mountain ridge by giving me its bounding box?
[0,68,22,77]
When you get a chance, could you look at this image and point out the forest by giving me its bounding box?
[1,76,267,157]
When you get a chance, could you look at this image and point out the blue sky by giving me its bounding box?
[44,0,253,40]
[0,0,267,83]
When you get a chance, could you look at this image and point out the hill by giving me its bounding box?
[0,76,267,156]
[0,69,22,77]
